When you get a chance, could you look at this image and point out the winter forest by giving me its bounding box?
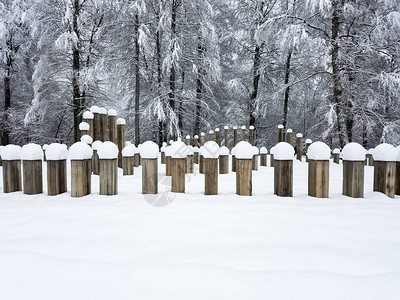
[1,0,399,148]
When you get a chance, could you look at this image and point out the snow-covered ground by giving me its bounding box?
[1,157,400,299]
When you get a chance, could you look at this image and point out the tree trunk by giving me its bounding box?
[155,8,165,146]
[194,36,205,136]
[169,0,179,131]
[282,51,292,129]
[3,57,11,145]
[134,11,140,146]
[249,43,261,128]
[72,0,82,143]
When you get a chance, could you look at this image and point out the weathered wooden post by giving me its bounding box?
[98,141,118,195]
[98,107,107,142]
[270,147,275,167]
[260,147,268,166]
[185,135,191,146]
[373,143,397,198]
[79,122,90,137]
[83,111,94,139]
[141,141,159,194]
[91,141,102,175]
[249,125,255,145]
[170,140,187,193]
[199,132,205,173]
[307,142,331,198]
[194,146,199,164]
[252,146,259,171]
[69,142,93,197]
[278,125,284,142]
[90,106,100,142]
[296,133,303,161]
[341,143,366,198]
[122,145,135,175]
[21,144,43,195]
[286,129,293,145]
[137,144,142,166]
[46,143,68,196]
[332,148,340,164]
[161,142,167,164]
[367,149,374,166]
[201,141,219,195]
[241,125,246,141]
[214,128,220,146]
[232,141,253,196]
[208,130,214,141]
[232,126,238,172]
[305,139,312,162]
[2,145,22,193]
[224,126,229,147]
[186,145,194,173]
[165,146,172,176]
[219,146,229,174]
[194,135,199,147]
[117,118,126,168]
[108,109,117,144]
[274,142,294,197]
[396,146,400,196]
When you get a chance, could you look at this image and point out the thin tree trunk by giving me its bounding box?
[156,8,165,145]
[169,0,178,129]
[282,50,292,129]
[194,35,205,136]
[177,70,184,131]
[134,11,140,146]
[249,44,261,128]
[72,0,81,143]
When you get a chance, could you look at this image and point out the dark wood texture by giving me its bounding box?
[186,155,194,173]
[260,154,267,166]
[296,137,302,161]
[236,158,252,196]
[122,156,134,175]
[71,160,90,197]
[92,150,100,175]
[219,155,229,174]
[166,156,171,176]
[108,115,117,144]
[117,124,126,168]
[2,160,22,193]
[342,160,364,198]
[274,160,293,197]
[99,159,118,195]
[142,158,158,194]
[252,155,258,171]
[23,160,43,195]
[47,160,67,196]
[171,158,185,193]
[308,160,329,198]
[373,160,396,198]
[204,158,218,195]
[99,114,107,142]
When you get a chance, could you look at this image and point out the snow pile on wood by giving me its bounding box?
[140,141,159,159]
[186,145,194,156]
[117,118,126,125]
[122,146,135,157]
[373,143,397,161]
[45,143,68,160]
[333,148,340,154]
[306,139,313,144]
[170,141,187,158]
[252,146,259,155]
[287,129,292,133]
[273,142,294,160]
[21,143,43,161]
[97,141,118,159]
[307,141,331,160]
[260,147,268,154]
[1,145,22,160]
[342,143,367,161]
[98,107,107,115]
[89,106,100,113]
[219,146,229,156]
[79,122,90,131]
[107,109,117,116]
[80,135,93,145]
[92,141,102,151]
[296,133,303,138]
[278,124,284,129]
[69,142,93,160]
[200,141,219,158]
[82,111,94,119]
[232,141,253,159]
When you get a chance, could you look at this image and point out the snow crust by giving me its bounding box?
[122,146,135,157]
[97,141,118,159]
[296,133,303,138]
[186,145,194,156]
[287,129,292,133]
[332,148,340,154]
[252,146,259,155]
[200,141,219,158]
[306,139,313,144]
[79,122,90,131]
[46,143,68,160]
[107,109,117,116]
[278,124,284,129]
[21,143,43,161]
[83,111,94,119]
[98,107,107,115]
[1,145,22,160]
[342,143,367,161]
[69,142,93,160]
[90,106,100,113]
[260,147,268,154]
[92,141,102,151]
[170,141,188,158]
[80,135,93,145]
[373,143,397,162]
[140,141,159,159]
[307,142,331,160]
[231,141,253,159]
[219,146,229,156]
[273,142,294,161]
[117,118,126,125]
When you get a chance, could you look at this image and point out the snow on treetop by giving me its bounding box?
[107,109,117,116]
[249,125,255,130]
[200,132,205,136]
[332,148,340,154]
[186,145,194,155]
[287,129,292,133]
[97,141,118,159]
[98,107,107,115]
[117,118,126,125]
[224,126,228,130]
[241,125,246,129]
[69,142,93,160]
[296,133,303,138]
[307,141,331,160]
[79,122,90,131]
[342,143,367,161]
[373,143,397,161]
[233,126,237,130]
[2,145,22,160]
[200,141,219,158]
[122,145,135,157]
[252,146,259,155]
[46,143,68,160]
[215,128,220,132]
[273,142,295,160]
[21,143,43,161]
[90,106,100,113]
[306,139,313,144]
[193,146,199,152]
[278,124,284,129]
[209,130,214,134]
[169,140,188,158]
[92,141,102,151]
[219,146,229,156]
[194,135,199,139]
[80,135,93,145]
[83,111,94,119]
[140,141,159,159]
[260,146,268,154]
[232,141,253,159]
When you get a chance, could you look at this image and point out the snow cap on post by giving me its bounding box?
[69,142,93,160]
[186,145,194,155]
[92,141,102,151]
[45,143,68,161]
[296,133,303,138]
[140,141,159,159]
[90,106,100,113]
[342,143,367,161]
[270,147,275,155]
[83,111,94,119]
[98,107,107,115]
[368,148,374,154]
[260,146,268,154]
[170,140,187,158]
[97,141,118,159]
[224,126,229,130]
[185,135,190,139]
[373,143,397,161]
[307,141,331,160]
[200,132,205,136]
[306,139,312,144]
[107,109,117,116]
[194,135,199,139]
[233,126,237,130]
[215,128,220,132]
[1,145,22,160]
[287,128,292,133]
[125,141,132,147]
[396,146,400,162]
[161,144,167,152]
[249,125,255,130]
[219,146,229,156]
[241,125,246,130]
[252,146,259,155]
[332,148,340,154]
[200,141,219,158]
[79,122,90,131]
[273,142,295,161]
[122,145,135,157]
[162,142,167,147]
[43,144,49,151]
[117,118,126,125]
[80,135,93,145]
[277,124,284,129]
[21,143,43,161]
[231,141,253,159]
[209,130,214,134]
[194,146,199,153]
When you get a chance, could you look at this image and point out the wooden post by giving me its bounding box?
[166,155,172,176]
[252,146,259,171]
[134,153,140,167]
[374,161,396,198]
[83,111,94,139]
[186,145,194,173]
[142,158,158,194]
[224,126,228,147]
[278,125,284,143]
[194,148,199,164]
[92,150,100,175]
[296,133,303,161]
[260,147,268,166]
[274,160,293,197]
[117,118,126,168]
[241,126,246,141]
[236,159,252,196]
[270,147,275,168]
[79,122,90,138]
[99,159,118,195]
[333,149,340,164]
[91,107,100,142]
[23,160,43,195]
[0,146,3,166]
[71,160,90,197]
[122,145,135,175]
[98,108,107,142]
[208,130,214,141]
[3,160,22,193]
[185,135,191,146]
[367,149,374,166]
[219,146,229,174]
[194,135,199,147]
[204,158,218,195]
[171,158,186,193]
[199,133,205,174]
[305,139,312,162]
[308,160,329,198]
[47,160,67,196]
[396,161,400,196]
[215,128,220,146]
[232,126,238,172]
[108,109,117,144]
[286,129,292,145]
[249,125,255,145]
[42,144,48,162]
[161,143,167,164]
[342,161,364,198]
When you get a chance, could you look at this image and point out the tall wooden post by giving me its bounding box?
[45,143,68,196]
[249,125,255,146]
[21,144,43,195]
[2,145,22,193]
[296,133,303,161]
[117,118,126,168]
[278,125,284,142]
[194,147,199,164]
[0,145,4,166]
[186,146,194,173]
[273,142,294,197]
[215,128,220,146]
[108,109,117,144]
[224,126,229,148]
[83,111,94,139]
[305,139,312,162]
[194,135,199,147]
[373,143,396,198]
[241,125,246,141]
[219,146,229,174]
[185,135,191,146]
[260,147,268,167]
[91,141,102,175]
[286,129,292,145]
[208,130,214,141]
[232,126,238,172]
[333,148,340,164]
[270,147,275,168]
[307,142,330,198]
[90,106,100,142]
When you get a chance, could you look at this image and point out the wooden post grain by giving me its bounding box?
[83,112,94,139]
[93,112,100,141]
[308,160,329,198]
[47,160,67,195]
[186,155,194,174]
[373,161,396,198]
[305,139,312,162]
[296,134,302,161]
[208,130,214,142]
[249,126,255,145]
[219,155,229,174]
[274,160,293,197]
[99,159,118,195]
[236,158,252,196]
[278,125,284,143]
[204,158,218,195]
[396,161,400,196]
[171,158,186,193]
[232,126,238,172]
[122,156,134,175]
[166,155,172,176]
[215,128,220,146]
[224,126,228,147]
[286,129,292,145]
[252,155,258,171]
[367,153,374,166]
[343,160,364,198]
[99,109,107,142]
[117,122,126,168]
[92,150,100,175]
[71,160,90,197]
[2,160,22,193]
[241,126,246,141]
[108,115,117,144]
[333,153,340,164]
[23,160,43,195]
[142,158,158,194]
[194,149,199,164]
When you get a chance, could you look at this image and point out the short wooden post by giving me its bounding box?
[122,145,135,175]
[305,139,312,162]
[215,128,220,146]
[373,143,397,198]
[241,125,246,141]
[232,126,238,172]
[79,122,90,138]
[170,141,187,193]
[98,107,107,142]
[161,142,167,164]
[342,161,364,198]
[286,129,292,145]
[296,133,303,161]
[204,158,218,195]
[307,142,330,198]
[117,118,126,168]
[166,154,172,176]
[333,148,340,164]
[194,147,199,164]
[2,145,22,193]
[92,141,102,175]
[70,142,93,197]
[219,146,229,174]
[278,125,284,143]
[270,147,275,167]
[252,146,259,171]
[90,106,101,142]
[273,142,294,197]
[20,144,43,195]
[83,111,94,139]
[98,141,118,196]
[47,160,67,195]
[108,109,117,144]
[186,146,194,173]
[185,135,191,146]
[194,135,199,147]
[260,147,268,166]
[141,141,159,194]
[224,126,229,147]
[232,141,253,196]
[249,125,255,145]
[208,130,214,141]
[367,149,374,166]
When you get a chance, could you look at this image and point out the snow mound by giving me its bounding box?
[80,135,93,145]
[219,146,229,156]
[273,142,294,161]
[117,118,126,125]
[200,132,205,137]
[185,135,190,140]
[333,148,340,154]
[46,143,68,160]
[186,145,194,156]
[83,111,94,119]
[21,143,43,161]
[209,130,214,135]
[98,107,107,115]
[260,147,268,154]
[122,145,135,157]
[224,126,228,130]
[89,106,100,113]
[200,141,219,158]
[215,128,220,132]
[79,122,90,131]
[69,142,93,160]
[233,126,237,130]
[92,141,102,151]
[194,135,199,139]
[373,143,397,162]
[307,142,331,160]
[252,146,259,155]
[194,146,199,153]
[249,125,255,130]
[1,145,22,160]
[162,142,167,147]
[368,148,374,154]
[241,125,246,130]
[170,141,188,158]
[136,144,142,154]
[107,109,117,116]
[278,124,284,129]
[287,129,292,133]
[43,144,49,151]
[342,143,367,161]
[306,139,312,144]
[232,141,253,159]
[140,141,159,159]
[125,142,132,147]
[97,141,118,159]
[296,133,303,138]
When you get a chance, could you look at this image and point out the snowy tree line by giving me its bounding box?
[0,0,399,148]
